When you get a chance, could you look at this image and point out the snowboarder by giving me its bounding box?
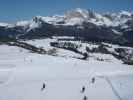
[41,83,46,91]
[81,86,85,93]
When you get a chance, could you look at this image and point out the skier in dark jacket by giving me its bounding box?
[81,86,86,93]
[41,83,46,91]
[91,77,95,84]
[83,96,88,100]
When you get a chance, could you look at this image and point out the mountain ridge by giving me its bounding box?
[0,8,133,46]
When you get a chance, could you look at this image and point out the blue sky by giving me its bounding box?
[0,0,133,23]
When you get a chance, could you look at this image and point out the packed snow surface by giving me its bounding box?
[0,43,133,100]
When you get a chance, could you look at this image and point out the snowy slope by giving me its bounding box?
[24,38,83,58]
[0,43,133,100]
[24,38,131,63]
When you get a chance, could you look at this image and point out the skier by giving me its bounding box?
[91,77,95,84]
[41,83,46,91]
[81,86,85,93]
[83,96,88,100]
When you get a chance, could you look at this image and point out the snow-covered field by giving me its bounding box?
[0,44,133,100]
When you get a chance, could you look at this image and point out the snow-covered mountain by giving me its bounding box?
[0,8,133,46]
[0,9,133,100]
[2,8,132,27]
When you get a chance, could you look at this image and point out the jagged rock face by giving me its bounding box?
[65,8,90,19]
[0,8,133,46]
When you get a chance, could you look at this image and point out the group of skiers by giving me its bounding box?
[40,77,96,100]
[81,77,96,100]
